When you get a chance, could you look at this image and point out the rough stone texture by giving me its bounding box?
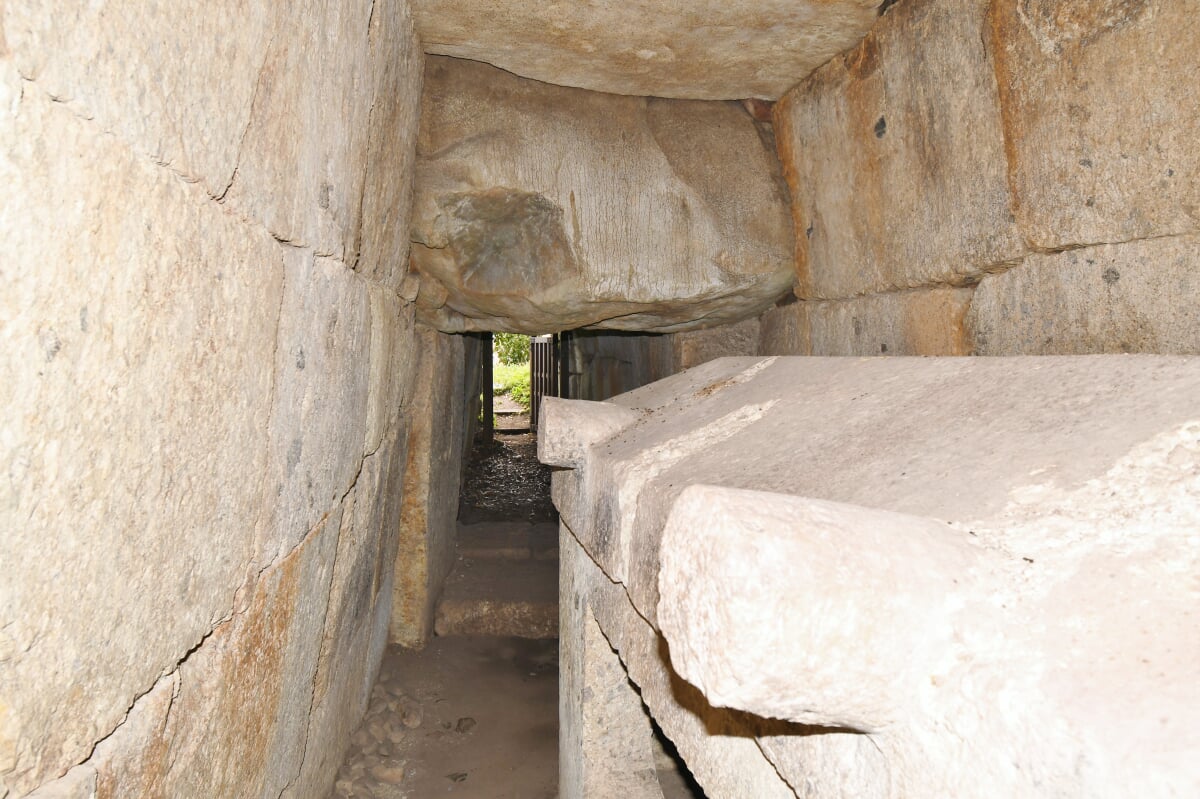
[0,2,425,795]
[547,355,1200,797]
[412,0,880,100]
[758,288,975,355]
[410,56,794,334]
[991,0,1200,249]
[287,430,408,799]
[220,0,380,261]
[2,1,274,196]
[561,528,807,799]
[23,766,96,799]
[0,66,282,795]
[670,318,761,370]
[90,513,340,798]
[255,250,373,567]
[390,326,468,648]
[774,0,1025,300]
[969,236,1200,355]
[356,1,426,291]
[434,556,559,639]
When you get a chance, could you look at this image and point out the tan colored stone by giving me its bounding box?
[671,318,761,370]
[807,287,975,355]
[0,64,282,796]
[775,0,1025,299]
[757,299,813,356]
[356,0,424,291]
[254,252,373,566]
[389,326,468,646]
[757,288,974,355]
[221,0,377,259]
[411,57,794,334]
[991,0,1200,248]
[968,235,1200,354]
[24,765,96,799]
[364,286,418,457]
[412,0,880,100]
[288,431,408,799]
[3,1,275,195]
[90,513,341,798]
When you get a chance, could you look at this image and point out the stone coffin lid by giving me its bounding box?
[542,354,1200,796]
[411,0,882,101]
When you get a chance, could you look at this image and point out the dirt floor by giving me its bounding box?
[457,418,556,525]
[328,399,704,798]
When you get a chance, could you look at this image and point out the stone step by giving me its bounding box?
[434,555,559,639]
[457,521,558,561]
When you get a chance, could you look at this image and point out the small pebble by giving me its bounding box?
[370,763,407,784]
[399,702,423,729]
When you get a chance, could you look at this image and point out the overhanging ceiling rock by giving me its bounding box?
[409,57,795,334]
[411,0,883,100]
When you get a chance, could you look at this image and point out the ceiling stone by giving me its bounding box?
[411,0,884,100]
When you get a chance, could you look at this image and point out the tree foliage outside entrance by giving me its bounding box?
[494,333,530,365]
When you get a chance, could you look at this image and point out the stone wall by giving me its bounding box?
[761,0,1199,357]
[0,3,424,797]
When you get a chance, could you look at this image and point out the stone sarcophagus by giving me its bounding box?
[540,356,1200,798]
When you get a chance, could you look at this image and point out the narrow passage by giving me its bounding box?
[327,381,559,798]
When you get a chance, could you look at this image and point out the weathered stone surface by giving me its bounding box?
[1,3,424,795]
[3,1,275,195]
[356,0,425,291]
[255,251,373,567]
[968,235,1200,354]
[90,513,341,798]
[548,355,1200,797]
[390,326,468,647]
[775,0,1025,299]
[561,529,807,799]
[757,300,813,356]
[24,766,96,799]
[991,0,1200,248]
[670,318,761,370]
[411,57,794,334]
[758,288,975,355]
[221,0,378,260]
[412,0,880,100]
[288,431,408,798]
[0,66,282,796]
[434,556,558,639]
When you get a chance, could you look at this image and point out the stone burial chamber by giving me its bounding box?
[540,355,1200,798]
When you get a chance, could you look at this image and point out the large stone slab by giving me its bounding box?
[670,318,761,370]
[255,252,373,567]
[89,513,341,798]
[3,0,275,195]
[389,326,468,647]
[288,430,407,798]
[545,355,1200,797]
[774,0,1025,299]
[758,288,975,355]
[355,0,425,291]
[968,235,1200,354]
[991,0,1200,248]
[412,0,880,100]
[221,0,378,260]
[0,67,283,796]
[410,57,794,334]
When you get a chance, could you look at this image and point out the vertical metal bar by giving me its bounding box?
[482,332,494,439]
[559,330,571,400]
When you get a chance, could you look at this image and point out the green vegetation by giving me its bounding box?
[494,332,530,365]
[493,361,532,410]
